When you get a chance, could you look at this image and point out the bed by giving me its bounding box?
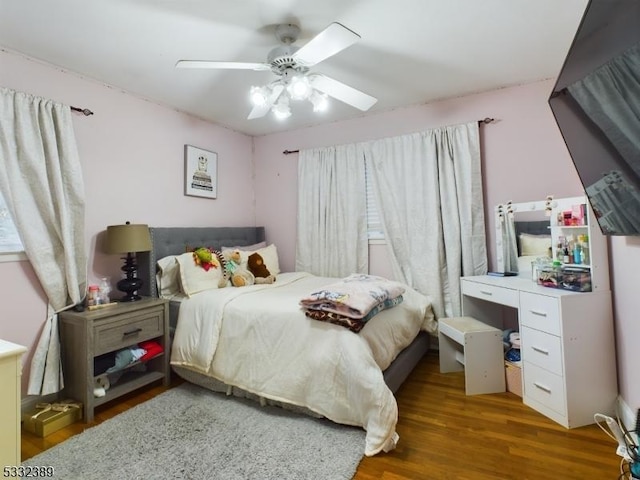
[137,226,436,456]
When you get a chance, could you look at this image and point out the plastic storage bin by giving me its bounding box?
[560,267,592,292]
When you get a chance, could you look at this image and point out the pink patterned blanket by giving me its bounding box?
[299,274,405,319]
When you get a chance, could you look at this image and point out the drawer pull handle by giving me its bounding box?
[533,382,552,394]
[122,328,143,337]
[531,346,549,355]
[480,290,493,296]
[529,309,548,317]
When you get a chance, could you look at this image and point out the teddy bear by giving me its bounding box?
[247,252,276,284]
[220,249,255,287]
[93,374,110,398]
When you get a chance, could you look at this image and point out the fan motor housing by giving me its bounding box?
[267,45,305,74]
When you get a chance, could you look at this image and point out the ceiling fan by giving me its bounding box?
[175,22,378,120]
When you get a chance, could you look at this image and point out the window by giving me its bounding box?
[0,191,25,259]
[365,161,385,241]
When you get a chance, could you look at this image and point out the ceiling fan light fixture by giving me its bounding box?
[250,85,270,107]
[310,91,329,112]
[272,97,291,120]
[287,74,312,101]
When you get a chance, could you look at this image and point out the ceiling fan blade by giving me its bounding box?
[248,84,284,120]
[293,22,360,67]
[175,60,271,71]
[310,74,377,111]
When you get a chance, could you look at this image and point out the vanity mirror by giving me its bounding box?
[495,195,610,292]
[495,197,553,276]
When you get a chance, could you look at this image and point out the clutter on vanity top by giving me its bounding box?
[536,262,592,292]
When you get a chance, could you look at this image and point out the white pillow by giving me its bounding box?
[239,243,280,277]
[221,241,267,252]
[156,255,181,298]
[175,251,224,297]
[519,233,552,257]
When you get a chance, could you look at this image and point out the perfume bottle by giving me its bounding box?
[573,244,582,265]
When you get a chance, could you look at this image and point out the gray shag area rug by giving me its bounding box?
[23,382,366,480]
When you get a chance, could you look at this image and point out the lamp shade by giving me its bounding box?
[105,223,152,254]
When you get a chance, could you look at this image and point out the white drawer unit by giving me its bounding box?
[520,326,563,376]
[461,279,519,308]
[460,275,617,428]
[520,292,561,336]
[523,362,567,417]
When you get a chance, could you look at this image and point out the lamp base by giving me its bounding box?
[118,293,143,302]
[117,253,144,302]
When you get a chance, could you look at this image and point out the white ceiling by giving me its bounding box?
[0,0,588,137]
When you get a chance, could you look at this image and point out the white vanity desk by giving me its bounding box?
[461,274,617,428]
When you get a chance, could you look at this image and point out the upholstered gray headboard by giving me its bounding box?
[137,226,266,298]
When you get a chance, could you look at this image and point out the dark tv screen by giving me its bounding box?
[549,0,640,235]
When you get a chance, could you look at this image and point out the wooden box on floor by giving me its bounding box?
[505,361,523,397]
[22,402,83,437]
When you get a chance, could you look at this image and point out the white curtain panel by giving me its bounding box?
[364,122,487,318]
[0,87,86,395]
[296,144,368,277]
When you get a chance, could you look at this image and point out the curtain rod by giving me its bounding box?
[282,117,495,155]
[70,106,94,116]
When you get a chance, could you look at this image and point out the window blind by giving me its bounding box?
[365,161,385,240]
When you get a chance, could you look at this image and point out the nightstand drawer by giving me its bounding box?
[521,326,563,376]
[461,280,518,308]
[520,292,561,336]
[94,308,164,356]
[523,362,566,416]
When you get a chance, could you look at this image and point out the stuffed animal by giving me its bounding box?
[221,249,255,287]
[192,247,219,272]
[93,374,110,398]
[248,252,276,284]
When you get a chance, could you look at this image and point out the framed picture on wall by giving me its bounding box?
[184,145,217,199]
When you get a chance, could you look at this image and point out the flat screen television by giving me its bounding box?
[549,0,640,235]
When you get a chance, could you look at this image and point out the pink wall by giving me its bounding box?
[0,49,255,394]
[253,80,640,416]
[609,236,640,416]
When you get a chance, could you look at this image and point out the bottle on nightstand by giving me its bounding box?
[87,285,99,306]
[98,277,111,304]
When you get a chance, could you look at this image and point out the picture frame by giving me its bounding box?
[184,145,217,199]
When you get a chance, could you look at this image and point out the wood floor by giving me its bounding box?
[22,352,623,479]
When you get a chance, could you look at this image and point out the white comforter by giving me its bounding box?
[170,272,436,456]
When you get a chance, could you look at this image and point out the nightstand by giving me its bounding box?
[59,298,170,422]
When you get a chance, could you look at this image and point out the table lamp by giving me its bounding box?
[105,221,152,302]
